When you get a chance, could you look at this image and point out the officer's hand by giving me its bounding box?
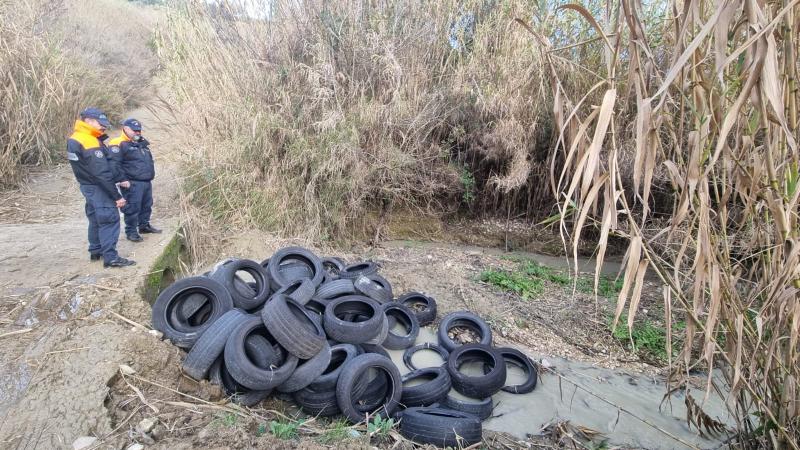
[116,198,127,208]
[120,181,131,189]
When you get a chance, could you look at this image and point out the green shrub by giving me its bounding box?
[480,268,545,299]
[269,419,303,440]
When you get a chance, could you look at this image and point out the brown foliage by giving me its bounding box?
[528,0,800,447]
[158,0,559,240]
[0,0,160,186]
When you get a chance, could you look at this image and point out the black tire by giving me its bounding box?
[208,357,272,407]
[261,294,326,359]
[244,334,284,368]
[310,343,359,391]
[368,274,392,296]
[363,313,389,345]
[493,347,538,394]
[316,279,355,299]
[295,367,372,417]
[400,367,451,407]
[397,292,437,326]
[437,311,492,352]
[358,343,391,358]
[169,296,213,334]
[208,356,224,386]
[208,258,235,276]
[403,343,450,371]
[355,370,389,413]
[381,302,419,350]
[322,256,346,269]
[224,314,298,390]
[293,386,341,417]
[182,309,248,380]
[447,344,507,398]
[268,247,324,288]
[323,296,383,344]
[273,278,315,305]
[307,308,323,327]
[305,298,327,316]
[152,276,234,349]
[337,262,378,279]
[233,276,256,298]
[277,261,314,283]
[441,394,493,420]
[399,407,482,447]
[175,292,210,324]
[336,353,402,423]
[321,257,345,279]
[208,259,271,310]
[276,340,332,393]
[353,275,392,303]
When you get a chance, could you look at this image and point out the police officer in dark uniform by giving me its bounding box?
[108,118,160,242]
[67,108,136,268]
[105,129,130,191]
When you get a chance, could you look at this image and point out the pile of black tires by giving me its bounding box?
[151,246,538,448]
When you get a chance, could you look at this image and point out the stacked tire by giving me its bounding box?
[151,246,538,448]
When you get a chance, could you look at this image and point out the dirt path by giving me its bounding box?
[0,101,182,449]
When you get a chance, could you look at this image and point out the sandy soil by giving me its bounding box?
[0,101,182,450]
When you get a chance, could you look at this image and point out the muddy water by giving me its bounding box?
[382,240,623,276]
[388,328,733,450]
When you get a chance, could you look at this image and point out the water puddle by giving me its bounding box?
[381,240,623,276]
[58,293,83,320]
[387,328,733,449]
[0,362,32,414]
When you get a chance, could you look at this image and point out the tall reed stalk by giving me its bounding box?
[529,0,799,446]
[0,0,159,187]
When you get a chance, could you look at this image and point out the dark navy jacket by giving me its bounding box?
[108,134,155,182]
[105,142,126,183]
[67,121,122,200]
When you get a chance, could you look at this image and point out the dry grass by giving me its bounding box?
[531,0,800,447]
[157,0,558,241]
[0,0,161,187]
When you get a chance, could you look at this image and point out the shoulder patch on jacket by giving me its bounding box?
[67,152,79,161]
[110,146,120,153]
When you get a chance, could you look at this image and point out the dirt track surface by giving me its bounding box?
[0,102,182,449]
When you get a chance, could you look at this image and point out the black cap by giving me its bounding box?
[122,118,142,131]
[79,107,111,128]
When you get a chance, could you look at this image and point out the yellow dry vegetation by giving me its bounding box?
[536,1,799,447]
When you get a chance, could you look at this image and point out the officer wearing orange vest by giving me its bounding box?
[66,108,136,268]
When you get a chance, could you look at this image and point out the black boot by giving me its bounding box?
[127,233,144,242]
[139,224,162,234]
[104,257,137,268]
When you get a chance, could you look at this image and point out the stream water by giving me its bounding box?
[388,328,733,450]
[381,240,624,276]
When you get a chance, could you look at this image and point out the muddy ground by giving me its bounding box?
[0,108,714,449]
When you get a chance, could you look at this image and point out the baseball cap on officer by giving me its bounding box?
[80,107,112,128]
[122,118,142,131]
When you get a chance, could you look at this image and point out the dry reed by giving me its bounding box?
[530,0,799,447]
[158,0,558,241]
[0,0,160,187]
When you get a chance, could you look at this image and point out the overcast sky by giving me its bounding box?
[204,0,272,19]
